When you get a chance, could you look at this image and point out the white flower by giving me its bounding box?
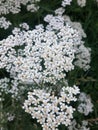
[0,15,88,84]
[19,23,29,30]
[61,0,72,7]
[7,113,15,121]
[78,92,93,115]
[68,120,90,130]
[63,15,91,71]
[0,0,40,15]
[77,0,86,7]
[27,4,39,12]
[55,7,65,15]
[23,85,80,130]
[0,78,10,95]
[0,17,11,29]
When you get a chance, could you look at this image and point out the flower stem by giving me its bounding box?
[0,98,7,130]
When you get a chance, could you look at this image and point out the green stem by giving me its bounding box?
[0,98,7,130]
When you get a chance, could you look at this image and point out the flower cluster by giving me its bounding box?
[96,0,98,3]
[0,15,90,85]
[6,112,15,122]
[55,7,65,16]
[0,17,11,29]
[0,78,10,96]
[0,77,30,99]
[23,85,80,130]
[19,23,30,30]
[77,0,86,7]
[78,92,93,115]
[68,120,90,130]
[61,0,72,7]
[61,0,86,7]
[0,0,95,130]
[0,0,87,16]
[0,0,40,15]
[44,14,91,71]
[63,15,91,70]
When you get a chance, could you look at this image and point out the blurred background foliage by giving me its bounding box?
[0,0,98,130]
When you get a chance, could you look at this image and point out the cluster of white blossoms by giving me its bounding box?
[0,17,11,29]
[0,77,28,99]
[96,0,98,3]
[74,44,91,70]
[0,0,40,15]
[0,14,91,84]
[0,0,87,16]
[6,112,15,122]
[61,0,72,7]
[78,92,93,116]
[0,0,88,17]
[44,14,91,71]
[0,78,10,95]
[0,0,95,129]
[63,15,87,38]
[68,120,90,130]
[61,0,86,7]
[77,0,86,7]
[23,85,80,130]
[63,15,91,70]
[19,23,29,30]
[55,7,65,16]
[54,11,90,71]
